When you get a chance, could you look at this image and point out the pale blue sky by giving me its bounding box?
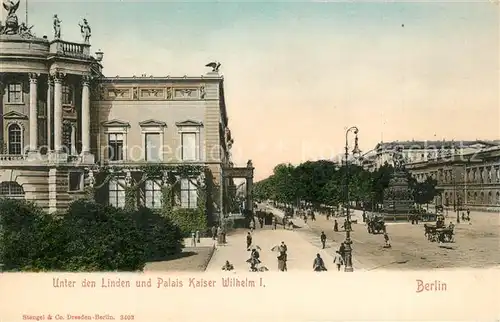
[18,1,500,179]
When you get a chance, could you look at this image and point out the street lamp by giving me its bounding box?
[344,126,361,272]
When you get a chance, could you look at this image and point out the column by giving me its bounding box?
[47,77,53,151]
[81,75,91,154]
[53,72,63,152]
[28,73,38,151]
[71,125,77,155]
[246,178,253,213]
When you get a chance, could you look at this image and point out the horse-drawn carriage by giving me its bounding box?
[424,218,454,243]
[366,214,386,234]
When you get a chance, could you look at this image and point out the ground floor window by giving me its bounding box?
[109,178,125,208]
[145,179,162,209]
[0,181,25,198]
[180,178,198,209]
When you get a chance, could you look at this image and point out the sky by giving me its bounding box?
[16,0,500,180]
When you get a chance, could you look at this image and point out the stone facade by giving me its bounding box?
[0,26,234,214]
[406,146,500,212]
[362,140,499,171]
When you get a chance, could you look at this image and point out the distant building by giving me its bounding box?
[406,146,500,212]
[361,140,498,171]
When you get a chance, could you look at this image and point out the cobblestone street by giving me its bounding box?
[305,209,500,270]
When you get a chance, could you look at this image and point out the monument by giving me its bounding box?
[382,147,415,221]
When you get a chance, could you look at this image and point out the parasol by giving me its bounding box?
[247,244,262,251]
[271,245,281,252]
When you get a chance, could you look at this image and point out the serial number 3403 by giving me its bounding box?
[120,315,135,320]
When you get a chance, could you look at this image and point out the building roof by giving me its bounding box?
[375,140,498,151]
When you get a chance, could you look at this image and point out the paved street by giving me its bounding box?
[206,228,352,272]
[305,209,500,270]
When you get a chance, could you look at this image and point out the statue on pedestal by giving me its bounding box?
[78,18,91,43]
[53,14,61,38]
[2,0,20,35]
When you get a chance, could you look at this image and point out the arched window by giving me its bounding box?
[488,191,493,204]
[496,191,500,205]
[480,192,484,204]
[0,181,25,198]
[8,123,22,155]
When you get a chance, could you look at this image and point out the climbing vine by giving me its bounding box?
[85,164,211,235]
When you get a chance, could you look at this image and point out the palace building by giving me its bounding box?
[360,140,500,211]
[0,10,250,218]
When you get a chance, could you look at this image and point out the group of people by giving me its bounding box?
[246,231,288,272]
[211,225,226,244]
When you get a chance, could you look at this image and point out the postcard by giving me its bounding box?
[0,0,499,321]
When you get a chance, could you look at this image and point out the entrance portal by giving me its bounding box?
[223,160,254,213]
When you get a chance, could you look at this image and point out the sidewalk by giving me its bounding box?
[256,203,367,271]
[206,228,351,272]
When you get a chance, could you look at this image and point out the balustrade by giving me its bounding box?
[50,39,90,59]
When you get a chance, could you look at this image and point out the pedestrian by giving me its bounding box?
[246,231,252,250]
[211,225,217,240]
[249,219,255,233]
[320,231,327,249]
[277,251,287,271]
[311,210,316,221]
[333,250,344,271]
[196,230,200,243]
[272,216,277,230]
[384,232,391,248]
[339,242,346,262]
[259,217,264,228]
[313,253,327,271]
[333,219,339,232]
[191,231,196,247]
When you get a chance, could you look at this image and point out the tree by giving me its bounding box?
[410,177,438,207]
[272,163,298,205]
[0,199,65,271]
[60,200,147,271]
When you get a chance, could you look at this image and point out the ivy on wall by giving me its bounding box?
[87,164,212,235]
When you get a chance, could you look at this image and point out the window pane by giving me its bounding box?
[189,189,198,208]
[146,133,161,161]
[182,133,197,161]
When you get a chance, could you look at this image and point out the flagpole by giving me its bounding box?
[25,0,28,25]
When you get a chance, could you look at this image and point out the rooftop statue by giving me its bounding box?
[18,22,35,38]
[53,14,61,39]
[78,18,91,43]
[2,0,20,35]
[205,61,221,72]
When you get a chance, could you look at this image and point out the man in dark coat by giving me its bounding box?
[313,253,326,271]
[339,242,346,262]
[333,219,339,232]
[246,232,252,249]
[320,231,327,249]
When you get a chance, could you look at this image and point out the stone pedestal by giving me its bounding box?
[382,171,414,221]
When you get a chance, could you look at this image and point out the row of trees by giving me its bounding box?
[0,199,184,272]
[253,160,438,209]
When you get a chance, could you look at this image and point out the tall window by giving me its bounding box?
[8,124,22,155]
[109,179,126,208]
[62,84,73,105]
[7,83,23,103]
[181,132,197,161]
[145,180,162,209]
[145,133,161,161]
[108,133,124,161]
[180,178,198,209]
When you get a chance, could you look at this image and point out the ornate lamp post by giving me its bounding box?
[344,126,361,272]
